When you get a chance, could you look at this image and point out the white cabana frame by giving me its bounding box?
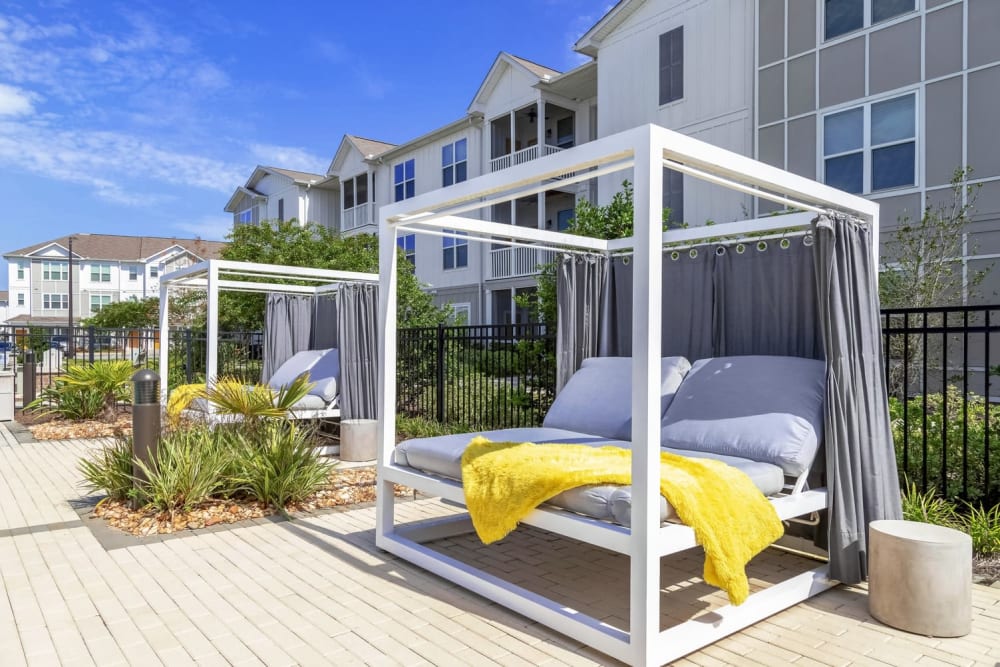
[376,124,878,666]
[158,258,378,416]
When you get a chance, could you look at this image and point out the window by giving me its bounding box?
[825,0,915,40]
[237,208,253,225]
[128,265,138,281]
[451,303,471,325]
[442,139,468,187]
[17,293,24,306]
[43,293,68,309]
[90,263,112,282]
[663,168,684,226]
[343,174,369,209]
[442,232,468,270]
[394,159,415,202]
[90,295,111,312]
[397,234,416,265]
[822,92,916,194]
[277,198,284,221]
[556,209,574,232]
[42,261,68,281]
[658,27,683,106]
[150,265,159,278]
[16,263,24,280]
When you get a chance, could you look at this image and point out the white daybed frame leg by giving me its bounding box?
[376,208,399,547]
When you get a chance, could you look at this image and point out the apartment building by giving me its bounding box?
[3,234,226,325]
[225,0,999,321]
[225,165,339,231]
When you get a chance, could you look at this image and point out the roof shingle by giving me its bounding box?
[4,234,227,261]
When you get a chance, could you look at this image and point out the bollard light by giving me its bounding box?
[131,369,161,508]
[22,349,36,407]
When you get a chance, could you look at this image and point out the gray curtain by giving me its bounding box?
[556,254,608,391]
[715,238,822,359]
[262,293,313,382]
[337,283,378,419]
[311,295,339,350]
[813,213,902,583]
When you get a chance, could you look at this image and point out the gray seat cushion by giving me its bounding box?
[267,349,330,391]
[306,349,340,402]
[543,356,691,441]
[661,355,826,477]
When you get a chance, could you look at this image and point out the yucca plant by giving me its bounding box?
[165,374,313,425]
[232,421,332,513]
[133,426,234,512]
[28,382,106,420]
[60,360,135,422]
[78,436,135,503]
[900,479,959,526]
[961,503,1000,556]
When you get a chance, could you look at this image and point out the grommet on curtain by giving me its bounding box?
[688,248,698,259]
[715,246,726,256]
[803,234,814,247]
[670,250,680,261]
[780,238,791,249]
[756,240,768,252]
[621,255,630,265]
[736,243,746,254]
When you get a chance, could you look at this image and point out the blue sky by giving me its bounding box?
[0,0,610,289]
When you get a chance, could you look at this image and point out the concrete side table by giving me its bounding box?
[869,519,971,637]
[340,419,378,462]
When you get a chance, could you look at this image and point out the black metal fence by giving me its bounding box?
[882,305,1000,504]
[397,323,556,430]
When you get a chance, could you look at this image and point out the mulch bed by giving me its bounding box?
[18,409,133,441]
[91,467,413,537]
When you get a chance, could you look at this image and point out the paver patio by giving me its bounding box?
[1,423,999,666]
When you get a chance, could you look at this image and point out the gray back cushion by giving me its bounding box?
[660,355,826,476]
[267,349,328,391]
[306,349,340,402]
[543,356,692,441]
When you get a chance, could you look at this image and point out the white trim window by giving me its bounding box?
[42,261,68,281]
[442,139,468,187]
[822,92,916,195]
[16,293,24,306]
[90,294,112,312]
[658,26,684,106]
[16,262,25,280]
[128,265,138,281]
[237,208,253,225]
[442,231,469,270]
[43,293,68,309]
[451,302,472,325]
[824,0,916,41]
[90,262,112,283]
[397,233,416,265]
[150,265,159,278]
[394,159,415,202]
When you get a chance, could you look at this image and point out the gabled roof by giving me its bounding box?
[535,60,598,101]
[4,234,227,262]
[376,113,484,162]
[574,0,641,57]
[468,52,562,112]
[263,166,327,184]
[327,134,397,176]
[224,185,266,213]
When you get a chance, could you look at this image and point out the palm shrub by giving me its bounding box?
[961,503,1000,556]
[231,421,332,512]
[133,426,234,512]
[900,479,959,526]
[28,382,106,420]
[165,374,313,426]
[78,436,135,502]
[60,360,135,422]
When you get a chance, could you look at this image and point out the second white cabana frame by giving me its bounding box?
[376,124,879,666]
[157,258,379,408]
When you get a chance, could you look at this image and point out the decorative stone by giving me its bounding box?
[869,519,972,637]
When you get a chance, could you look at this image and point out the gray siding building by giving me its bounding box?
[756,0,1000,301]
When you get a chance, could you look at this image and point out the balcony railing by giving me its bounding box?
[489,247,554,280]
[490,144,565,172]
[342,202,372,231]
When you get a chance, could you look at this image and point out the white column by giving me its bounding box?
[376,209,400,543]
[509,111,515,156]
[367,170,374,224]
[157,282,170,405]
[629,125,663,666]
[538,191,546,230]
[205,261,220,403]
[537,100,545,152]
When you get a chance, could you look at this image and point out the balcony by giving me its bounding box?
[341,202,372,231]
[490,144,565,173]
[488,247,554,280]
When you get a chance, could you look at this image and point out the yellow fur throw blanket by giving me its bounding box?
[460,437,784,605]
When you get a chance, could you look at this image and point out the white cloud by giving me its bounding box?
[0,83,36,116]
[249,143,327,174]
[172,215,232,241]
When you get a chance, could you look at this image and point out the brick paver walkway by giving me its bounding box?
[1,423,999,666]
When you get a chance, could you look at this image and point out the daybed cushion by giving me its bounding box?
[660,355,826,477]
[305,348,340,402]
[543,356,692,441]
[267,349,329,391]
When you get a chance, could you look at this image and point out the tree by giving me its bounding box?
[220,219,449,330]
[83,298,159,328]
[880,167,987,308]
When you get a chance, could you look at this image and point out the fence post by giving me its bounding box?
[184,328,193,383]
[87,326,95,363]
[22,349,36,407]
[436,323,445,423]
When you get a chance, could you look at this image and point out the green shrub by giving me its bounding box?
[133,426,233,512]
[78,437,135,502]
[397,415,472,439]
[889,387,1000,500]
[29,382,107,421]
[60,360,135,422]
[900,479,959,526]
[230,421,332,511]
[961,502,1000,556]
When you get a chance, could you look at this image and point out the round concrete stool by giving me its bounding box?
[869,520,971,637]
[340,419,378,462]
